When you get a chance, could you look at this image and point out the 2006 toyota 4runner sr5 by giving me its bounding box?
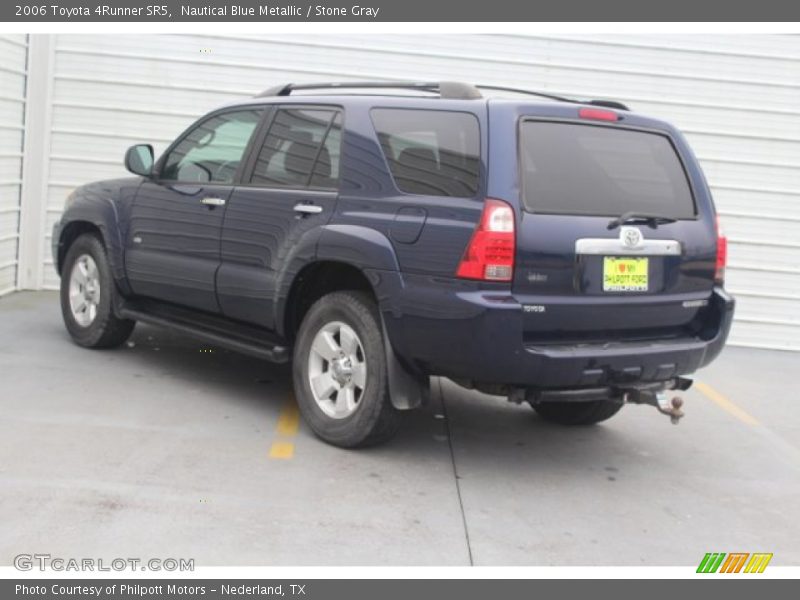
[53,81,734,447]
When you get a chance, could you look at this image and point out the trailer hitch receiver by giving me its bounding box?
[623,377,691,424]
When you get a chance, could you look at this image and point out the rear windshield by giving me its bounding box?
[519,121,695,218]
[371,108,480,197]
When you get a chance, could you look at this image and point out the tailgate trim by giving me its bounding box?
[576,237,681,256]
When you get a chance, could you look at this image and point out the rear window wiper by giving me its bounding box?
[607,212,677,230]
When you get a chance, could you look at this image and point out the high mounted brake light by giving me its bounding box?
[579,107,619,122]
[456,199,515,282]
[715,216,727,285]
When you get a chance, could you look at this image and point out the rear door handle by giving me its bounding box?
[293,203,323,215]
[201,197,226,207]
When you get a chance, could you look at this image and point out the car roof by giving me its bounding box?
[211,82,676,135]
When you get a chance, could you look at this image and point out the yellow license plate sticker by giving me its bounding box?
[603,257,649,292]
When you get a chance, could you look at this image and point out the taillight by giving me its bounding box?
[715,216,727,285]
[578,107,619,122]
[456,199,515,282]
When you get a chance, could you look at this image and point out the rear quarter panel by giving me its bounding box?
[330,97,490,278]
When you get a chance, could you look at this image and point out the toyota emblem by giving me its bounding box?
[620,226,643,248]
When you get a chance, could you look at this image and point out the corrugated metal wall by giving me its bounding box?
[31,34,800,350]
[0,34,26,296]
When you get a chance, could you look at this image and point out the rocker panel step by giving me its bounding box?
[117,298,290,364]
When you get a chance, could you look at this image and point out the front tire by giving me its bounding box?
[60,233,135,348]
[532,400,623,426]
[292,291,398,448]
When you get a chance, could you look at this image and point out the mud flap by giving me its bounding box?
[381,317,429,410]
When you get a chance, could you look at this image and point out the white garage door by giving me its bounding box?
[0,34,26,296]
[37,34,800,350]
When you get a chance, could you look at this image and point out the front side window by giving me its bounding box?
[160,108,263,184]
[371,108,481,197]
[250,108,342,189]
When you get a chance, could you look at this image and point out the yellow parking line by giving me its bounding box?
[276,399,300,436]
[268,397,300,460]
[268,441,295,459]
[694,381,760,427]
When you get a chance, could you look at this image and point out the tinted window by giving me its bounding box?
[250,108,342,189]
[371,109,480,197]
[161,109,262,184]
[520,121,695,218]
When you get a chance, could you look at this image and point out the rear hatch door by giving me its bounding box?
[492,104,718,344]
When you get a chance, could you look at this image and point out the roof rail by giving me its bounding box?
[256,81,482,100]
[476,85,629,111]
[476,85,573,103]
[255,81,629,110]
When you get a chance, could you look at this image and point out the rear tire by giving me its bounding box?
[60,233,135,348]
[532,400,623,426]
[292,291,398,448]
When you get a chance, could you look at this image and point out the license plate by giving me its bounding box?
[603,257,649,292]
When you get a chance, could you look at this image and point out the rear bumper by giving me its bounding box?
[381,274,734,390]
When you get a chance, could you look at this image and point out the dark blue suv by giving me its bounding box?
[53,81,734,447]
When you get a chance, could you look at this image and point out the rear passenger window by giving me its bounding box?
[371,109,480,197]
[250,108,342,189]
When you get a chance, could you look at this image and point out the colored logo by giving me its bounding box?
[697,552,773,573]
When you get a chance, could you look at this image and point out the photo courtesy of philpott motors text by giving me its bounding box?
[15,584,216,597]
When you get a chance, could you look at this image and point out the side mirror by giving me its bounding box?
[124,144,154,177]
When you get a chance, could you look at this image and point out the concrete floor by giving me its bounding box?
[1,291,798,566]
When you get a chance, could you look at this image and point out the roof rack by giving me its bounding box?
[476,85,573,103]
[257,81,482,100]
[255,80,629,110]
[476,85,629,111]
